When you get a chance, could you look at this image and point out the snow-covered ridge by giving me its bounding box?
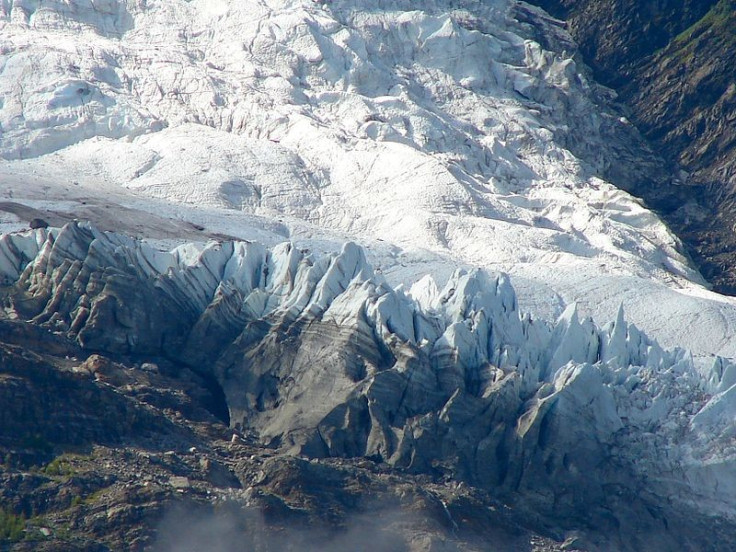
[2,223,736,530]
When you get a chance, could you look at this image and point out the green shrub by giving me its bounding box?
[0,508,25,542]
[42,457,75,478]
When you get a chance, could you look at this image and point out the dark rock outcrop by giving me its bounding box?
[29,218,49,230]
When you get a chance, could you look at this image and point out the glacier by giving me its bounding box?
[2,221,736,548]
[2,0,736,548]
[3,0,736,360]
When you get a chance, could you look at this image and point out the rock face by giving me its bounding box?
[528,0,718,89]
[527,0,736,292]
[3,222,736,550]
[2,330,553,552]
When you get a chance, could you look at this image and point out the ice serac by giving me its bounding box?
[3,223,736,550]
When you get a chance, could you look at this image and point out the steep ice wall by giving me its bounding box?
[2,222,736,549]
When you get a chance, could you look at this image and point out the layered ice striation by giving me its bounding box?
[2,222,736,549]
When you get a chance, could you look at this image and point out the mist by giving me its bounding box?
[151,500,431,552]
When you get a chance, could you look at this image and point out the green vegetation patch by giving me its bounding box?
[0,508,26,543]
[673,0,736,48]
[41,456,77,478]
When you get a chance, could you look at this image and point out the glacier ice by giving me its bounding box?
[2,222,736,543]
[3,0,736,545]
[0,0,700,285]
[5,0,736,363]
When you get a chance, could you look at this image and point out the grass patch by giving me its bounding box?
[83,487,108,506]
[38,451,93,479]
[0,508,26,543]
[673,0,736,47]
[41,456,76,478]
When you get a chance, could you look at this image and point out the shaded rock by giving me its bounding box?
[527,0,736,293]
[29,218,49,230]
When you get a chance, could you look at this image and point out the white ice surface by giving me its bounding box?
[2,0,736,357]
